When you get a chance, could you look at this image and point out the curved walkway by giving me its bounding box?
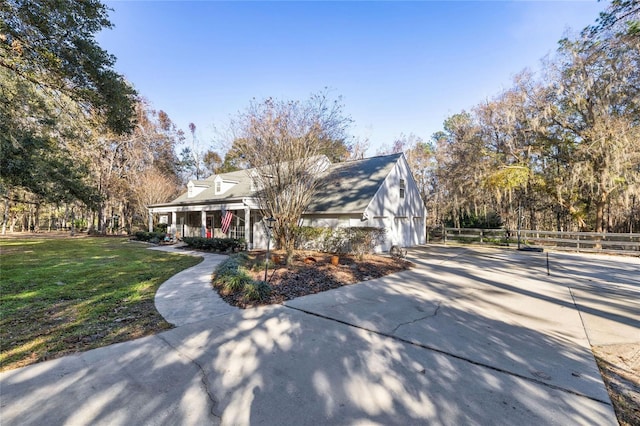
[150,245,239,326]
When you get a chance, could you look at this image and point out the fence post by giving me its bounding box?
[480,229,483,244]
[576,233,580,252]
[443,224,447,245]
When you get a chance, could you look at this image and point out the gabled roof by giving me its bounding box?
[305,153,402,214]
[150,153,403,211]
[169,169,255,205]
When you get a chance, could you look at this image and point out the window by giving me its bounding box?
[215,181,221,193]
[400,179,405,199]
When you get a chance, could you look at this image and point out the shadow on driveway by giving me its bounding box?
[1,245,629,425]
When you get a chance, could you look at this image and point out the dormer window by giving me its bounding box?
[212,175,239,195]
[400,179,405,199]
[187,180,208,198]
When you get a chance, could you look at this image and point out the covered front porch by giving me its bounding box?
[148,201,270,250]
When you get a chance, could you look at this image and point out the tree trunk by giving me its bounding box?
[595,200,605,233]
[631,195,636,234]
[34,202,40,232]
[27,205,33,233]
[70,207,75,236]
[1,196,8,235]
[63,204,69,229]
[97,203,106,234]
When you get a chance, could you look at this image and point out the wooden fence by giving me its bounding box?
[432,227,640,256]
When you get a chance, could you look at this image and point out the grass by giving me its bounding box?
[0,237,201,371]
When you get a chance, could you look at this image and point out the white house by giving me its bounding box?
[148,153,426,252]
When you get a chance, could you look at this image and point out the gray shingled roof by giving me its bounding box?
[167,169,255,205]
[305,153,402,214]
[153,153,401,211]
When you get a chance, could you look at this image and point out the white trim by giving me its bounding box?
[149,202,247,214]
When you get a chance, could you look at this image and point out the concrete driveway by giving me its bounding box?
[1,245,637,425]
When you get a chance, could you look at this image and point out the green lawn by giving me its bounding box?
[0,237,201,371]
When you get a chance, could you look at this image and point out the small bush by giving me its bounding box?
[154,223,169,233]
[222,268,252,293]
[132,231,166,242]
[183,237,246,252]
[346,227,386,259]
[243,280,271,302]
[295,226,386,256]
[213,256,242,287]
[295,226,329,249]
[251,259,275,272]
[212,255,272,303]
[233,251,250,261]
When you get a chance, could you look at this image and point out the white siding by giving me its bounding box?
[370,217,392,253]
[300,155,426,252]
[311,217,339,228]
[151,154,426,252]
[365,155,426,250]
[252,220,270,250]
[220,179,237,194]
[186,182,207,198]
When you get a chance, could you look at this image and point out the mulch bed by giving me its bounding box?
[218,251,413,308]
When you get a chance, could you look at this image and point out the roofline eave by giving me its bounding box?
[303,210,364,215]
[148,196,252,209]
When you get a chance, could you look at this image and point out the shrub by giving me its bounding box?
[346,227,387,259]
[132,231,166,242]
[325,229,350,254]
[154,223,169,233]
[233,251,250,261]
[251,259,275,272]
[212,255,272,303]
[183,237,246,252]
[295,226,386,256]
[213,256,242,287]
[295,226,329,249]
[222,267,253,293]
[243,280,271,302]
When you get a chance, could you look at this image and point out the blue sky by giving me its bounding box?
[99,1,607,155]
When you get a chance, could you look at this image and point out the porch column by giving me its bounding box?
[148,211,153,232]
[201,210,207,238]
[244,207,251,249]
[171,211,177,236]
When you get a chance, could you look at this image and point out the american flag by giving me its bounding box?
[221,211,233,234]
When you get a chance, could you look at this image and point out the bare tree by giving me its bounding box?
[230,92,352,262]
[179,123,209,180]
[349,136,370,160]
[131,169,180,226]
